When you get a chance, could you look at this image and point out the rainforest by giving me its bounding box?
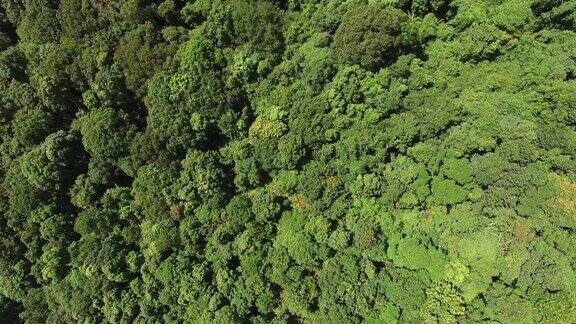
[0,0,575,322]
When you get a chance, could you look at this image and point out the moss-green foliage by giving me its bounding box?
[0,0,575,322]
[332,3,413,70]
[79,107,136,166]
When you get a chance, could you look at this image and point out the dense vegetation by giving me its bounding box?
[1,0,575,322]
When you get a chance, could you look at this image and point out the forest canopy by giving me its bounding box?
[1,0,576,322]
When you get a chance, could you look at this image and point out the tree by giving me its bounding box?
[19,131,83,192]
[17,0,61,44]
[332,4,413,70]
[80,107,137,166]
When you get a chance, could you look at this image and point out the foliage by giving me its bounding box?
[0,0,575,322]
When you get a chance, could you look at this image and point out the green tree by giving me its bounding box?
[333,4,413,70]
